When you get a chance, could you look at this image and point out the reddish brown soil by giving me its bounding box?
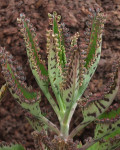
[0,0,120,149]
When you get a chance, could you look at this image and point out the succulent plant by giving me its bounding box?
[0,8,120,150]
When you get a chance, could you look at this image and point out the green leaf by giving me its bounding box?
[85,13,105,69]
[0,49,42,120]
[0,49,41,103]
[27,115,47,132]
[8,64,38,99]
[52,11,67,68]
[61,50,81,107]
[82,68,119,125]
[17,14,48,95]
[88,135,120,150]
[0,144,25,150]
[88,105,120,150]
[69,68,119,138]
[87,142,99,150]
[94,118,120,141]
[47,30,65,113]
[99,103,120,120]
[76,13,106,103]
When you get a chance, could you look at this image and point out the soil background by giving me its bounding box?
[0,0,120,149]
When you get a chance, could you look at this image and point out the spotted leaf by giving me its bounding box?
[17,14,48,95]
[0,143,25,150]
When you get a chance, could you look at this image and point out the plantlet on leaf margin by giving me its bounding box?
[0,7,120,150]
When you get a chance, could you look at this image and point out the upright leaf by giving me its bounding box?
[17,14,48,94]
[69,67,119,138]
[77,12,106,102]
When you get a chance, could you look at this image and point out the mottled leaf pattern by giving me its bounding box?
[0,48,40,105]
[87,136,120,150]
[17,14,48,94]
[77,13,105,103]
[69,68,119,138]
[0,10,120,150]
[0,143,25,150]
[47,30,64,111]
[62,50,81,107]
[17,14,60,119]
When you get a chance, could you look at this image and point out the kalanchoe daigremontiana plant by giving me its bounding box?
[0,8,120,150]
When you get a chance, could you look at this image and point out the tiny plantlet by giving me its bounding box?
[0,8,120,150]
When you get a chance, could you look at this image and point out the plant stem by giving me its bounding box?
[60,122,69,139]
[56,94,65,116]
[61,85,86,137]
[63,102,77,128]
[59,103,77,140]
[45,92,61,121]
[69,120,90,139]
[39,114,60,135]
